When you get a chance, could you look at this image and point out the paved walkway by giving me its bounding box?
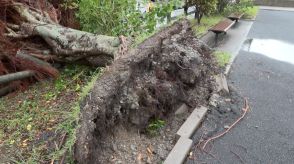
[188,8,294,163]
[215,20,253,74]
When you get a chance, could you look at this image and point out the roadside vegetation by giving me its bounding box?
[0,65,102,163]
[213,51,231,67]
[191,15,223,37]
[189,0,258,37]
[243,6,259,19]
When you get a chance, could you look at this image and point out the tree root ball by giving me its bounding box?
[74,19,218,163]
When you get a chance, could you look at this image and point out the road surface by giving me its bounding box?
[188,8,294,164]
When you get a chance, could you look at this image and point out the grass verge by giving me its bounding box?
[0,65,103,163]
[190,15,223,37]
[213,51,231,67]
[243,6,259,19]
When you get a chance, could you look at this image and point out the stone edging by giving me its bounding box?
[163,106,208,164]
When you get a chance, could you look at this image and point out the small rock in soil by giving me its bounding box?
[209,93,221,107]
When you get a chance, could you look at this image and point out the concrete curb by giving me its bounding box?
[163,137,193,164]
[225,53,237,75]
[176,106,208,138]
[163,106,208,164]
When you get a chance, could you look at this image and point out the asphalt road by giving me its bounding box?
[188,9,294,164]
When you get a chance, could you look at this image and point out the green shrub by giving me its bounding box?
[77,0,181,37]
[223,0,254,15]
[243,6,259,19]
[77,0,140,36]
[147,119,166,136]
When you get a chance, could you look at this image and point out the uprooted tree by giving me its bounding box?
[0,0,126,96]
[75,19,218,163]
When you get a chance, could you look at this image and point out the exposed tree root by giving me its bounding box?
[0,70,34,84]
[0,85,15,97]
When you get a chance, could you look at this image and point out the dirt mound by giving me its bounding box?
[75,19,218,163]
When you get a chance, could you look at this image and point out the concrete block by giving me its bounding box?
[176,106,208,138]
[163,137,193,164]
[175,103,189,116]
[215,73,229,94]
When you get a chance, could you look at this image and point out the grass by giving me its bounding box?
[213,51,231,67]
[147,119,166,136]
[0,65,103,163]
[190,15,223,37]
[243,6,259,19]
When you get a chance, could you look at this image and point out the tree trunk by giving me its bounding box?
[167,12,172,23]
[184,0,189,15]
[184,7,188,15]
[194,5,202,24]
[4,2,123,67]
[217,0,231,13]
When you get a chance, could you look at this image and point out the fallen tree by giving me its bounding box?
[0,0,124,95]
[2,1,122,66]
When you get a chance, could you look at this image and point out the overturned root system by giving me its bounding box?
[75,20,218,163]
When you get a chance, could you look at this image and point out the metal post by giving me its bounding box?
[215,33,219,46]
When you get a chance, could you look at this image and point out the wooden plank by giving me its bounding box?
[209,19,235,33]
[228,13,244,19]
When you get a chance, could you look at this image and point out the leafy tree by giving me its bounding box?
[186,0,218,24]
[217,0,231,13]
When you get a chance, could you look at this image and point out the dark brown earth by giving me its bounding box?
[74,19,219,164]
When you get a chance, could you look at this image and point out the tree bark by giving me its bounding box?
[4,2,122,67]
[0,71,35,85]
